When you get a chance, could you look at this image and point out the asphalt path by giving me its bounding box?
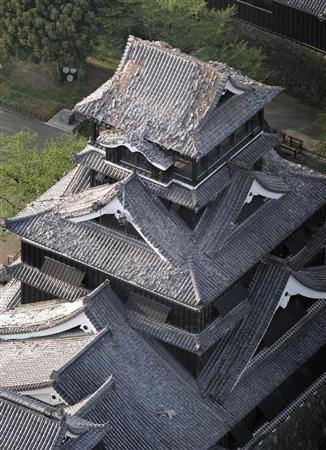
[0,107,64,147]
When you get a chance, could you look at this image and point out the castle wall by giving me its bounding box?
[233,20,326,106]
[252,382,326,450]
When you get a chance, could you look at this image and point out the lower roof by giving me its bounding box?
[0,389,109,450]
[5,148,326,307]
[0,298,86,336]
[0,333,94,391]
[76,132,278,210]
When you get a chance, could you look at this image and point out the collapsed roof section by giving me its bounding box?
[75,133,279,210]
[75,36,281,159]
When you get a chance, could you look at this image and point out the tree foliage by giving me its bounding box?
[98,0,268,80]
[0,132,85,221]
[0,0,102,65]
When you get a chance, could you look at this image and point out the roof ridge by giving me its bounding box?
[0,388,63,419]
[126,35,225,75]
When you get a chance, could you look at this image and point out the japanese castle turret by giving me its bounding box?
[1,36,326,450]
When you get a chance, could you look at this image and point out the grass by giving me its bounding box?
[0,58,116,121]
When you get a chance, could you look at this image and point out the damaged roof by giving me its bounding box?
[5,150,326,307]
[0,334,94,391]
[75,36,281,159]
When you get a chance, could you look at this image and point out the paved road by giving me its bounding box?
[0,107,64,147]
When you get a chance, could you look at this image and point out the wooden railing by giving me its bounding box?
[280,133,304,158]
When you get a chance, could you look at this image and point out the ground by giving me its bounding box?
[265,92,325,174]
[0,233,20,265]
[0,59,117,121]
[0,107,64,147]
[265,93,321,150]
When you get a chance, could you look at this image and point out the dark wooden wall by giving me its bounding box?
[208,0,326,52]
[236,0,273,30]
[207,0,236,9]
[20,241,218,331]
[274,4,326,52]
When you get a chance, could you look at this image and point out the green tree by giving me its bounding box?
[99,0,268,80]
[0,1,103,66]
[0,132,85,221]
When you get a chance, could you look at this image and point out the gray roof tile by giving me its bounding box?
[75,36,281,158]
[5,262,88,301]
[198,262,289,400]
[52,283,229,450]
[76,133,278,210]
[127,299,249,354]
[98,129,174,170]
[275,0,326,20]
[0,334,94,391]
[0,298,85,336]
[0,279,21,312]
[0,389,108,450]
[0,390,64,450]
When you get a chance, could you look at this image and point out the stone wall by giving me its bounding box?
[234,20,326,106]
[252,382,326,450]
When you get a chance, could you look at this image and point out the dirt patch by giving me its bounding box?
[14,61,54,90]
[0,234,21,265]
[265,93,322,151]
[85,62,114,87]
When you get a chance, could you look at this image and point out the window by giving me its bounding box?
[220,133,235,152]
[252,111,262,131]
[119,147,152,173]
[234,122,248,141]
[174,158,193,181]
[207,145,221,168]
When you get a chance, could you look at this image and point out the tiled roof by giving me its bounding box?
[188,86,281,157]
[127,299,249,354]
[0,390,64,450]
[197,169,254,254]
[116,175,194,265]
[64,164,91,195]
[0,334,94,391]
[0,389,109,450]
[97,129,174,170]
[275,0,326,20]
[52,283,228,450]
[253,171,289,193]
[76,133,278,210]
[289,223,326,270]
[198,263,289,400]
[5,262,88,301]
[0,279,21,312]
[0,298,86,336]
[223,300,326,420]
[50,280,326,448]
[6,152,326,306]
[75,36,281,158]
[291,265,326,292]
[204,158,326,298]
[57,182,119,219]
[14,169,79,220]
